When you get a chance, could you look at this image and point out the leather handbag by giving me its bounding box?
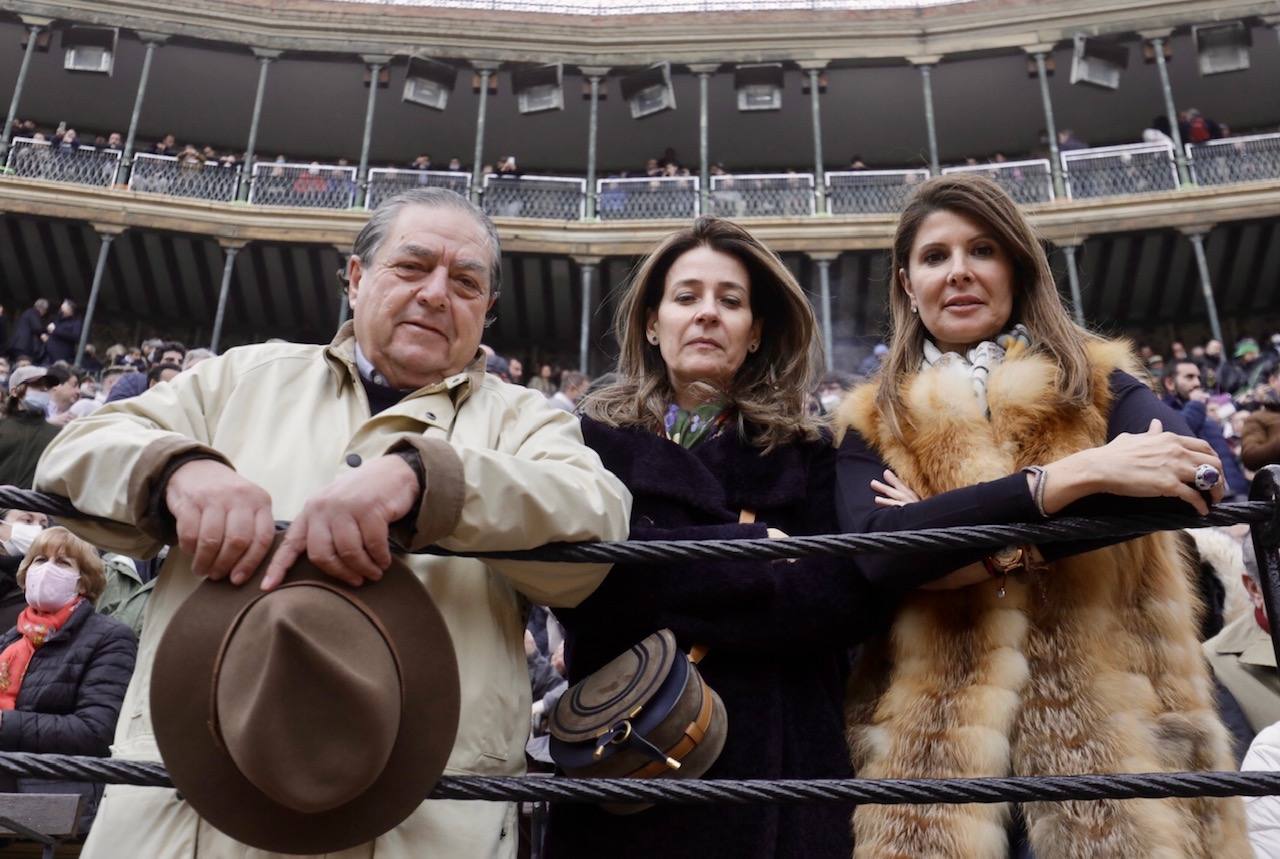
[548,628,727,813]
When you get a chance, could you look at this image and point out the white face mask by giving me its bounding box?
[22,390,50,412]
[6,522,43,557]
[24,561,81,612]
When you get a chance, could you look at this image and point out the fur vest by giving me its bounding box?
[835,340,1250,859]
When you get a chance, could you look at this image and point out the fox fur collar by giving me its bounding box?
[836,339,1249,858]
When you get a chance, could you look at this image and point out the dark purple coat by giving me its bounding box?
[548,416,884,859]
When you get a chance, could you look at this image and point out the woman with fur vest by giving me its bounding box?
[549,217,876,859]
[835,173,1250,857]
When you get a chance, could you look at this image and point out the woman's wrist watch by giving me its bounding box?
[983,545,1028,598]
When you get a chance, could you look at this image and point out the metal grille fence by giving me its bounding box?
[248,161,358,209]
[1188,133,1280,188]
[709,173,815,218]
[367,168,471,209]
[1061,143,1180,200]
[482,174,586,220]
[128,153,240,203]
[942,159,1053,205]
[3,137,120,188]
[825,169,929,215]
[596,176,700,220]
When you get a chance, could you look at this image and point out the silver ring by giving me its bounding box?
[1194,463,1221,492]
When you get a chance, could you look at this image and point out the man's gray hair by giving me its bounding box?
[1244,538,1261,586]
[346,187,503,317]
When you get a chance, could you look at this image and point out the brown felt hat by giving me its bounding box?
[151,538,460,855]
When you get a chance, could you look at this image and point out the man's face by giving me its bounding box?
[51,374,79,408]
[108,133,121,147]
[508,358,523,381]
[161,350,183,365]
[1168,362,1201,400]
[349,205,496,390]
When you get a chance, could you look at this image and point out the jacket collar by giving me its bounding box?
[323,322,486,401]
[1210,612,1278,667]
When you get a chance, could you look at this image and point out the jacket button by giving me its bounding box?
[425,411,437,421]
[345,453,362,467]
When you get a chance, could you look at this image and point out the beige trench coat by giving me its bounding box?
[35,325,632,858]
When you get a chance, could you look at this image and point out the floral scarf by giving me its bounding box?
[921,324,1032,418]
[663,402,729,449]
[0,597,82,710]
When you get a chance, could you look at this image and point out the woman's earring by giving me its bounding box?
[911,304,918,314]
[647,332,658,345]
[749,342,759,353]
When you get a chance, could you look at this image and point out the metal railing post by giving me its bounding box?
[1148,36,1191,186]
[356,56,390,209]
[121,35,167,186]
[802,65,827,214]
[581,68,607,220]
[239,51,278,202]
[1185,228,1224,345]
[470,66,496,204]
[210,242,245,353]
[912,58,942,175]
[1062,243,1085,326]
[691,66,716,216]
[1029,49,1065,199]
[76,228,121,366]
[811,253,836,370]
[575,256,600,373]
[1,23,44,161]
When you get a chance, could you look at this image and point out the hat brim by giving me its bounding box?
[152,540,460,855]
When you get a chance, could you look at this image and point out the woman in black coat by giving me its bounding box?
[0,526,137,830]
[549,218,881,859]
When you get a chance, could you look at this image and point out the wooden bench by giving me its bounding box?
[0,794,81,859]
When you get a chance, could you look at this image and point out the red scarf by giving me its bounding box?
[0,598,82,710]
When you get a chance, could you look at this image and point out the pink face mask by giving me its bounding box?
[24,561,80,612]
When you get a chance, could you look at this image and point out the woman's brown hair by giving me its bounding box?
[17,526,107,603]
[877,172,1096,440]
[581,216,824,452]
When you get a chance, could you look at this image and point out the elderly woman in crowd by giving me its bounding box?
[0,526,135,828]
[0,509,50,629]
[834,173,1248,856]
[550,217,877,859]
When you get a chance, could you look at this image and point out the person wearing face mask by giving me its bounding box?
[834,174,1246,857]
[551,218,872,859]
[0,366,62,490]
[0,509,49,630]
[0,527,135,831]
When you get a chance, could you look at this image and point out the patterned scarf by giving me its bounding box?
[921,324,1032,418]
[0,598,82,710]
[664,402,729,449]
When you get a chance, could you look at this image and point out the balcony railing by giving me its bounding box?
[248,161,358,209]
[709,173,816,218]
[942,158,1054,205]
[1061,142,1180,200]
[825,169,929,215]
[482,174,586,220]
[367,168,471,209]
[4,137,120,188]
[596,175,700,220]
[128,153,240,203]
[1188,132,1280,187]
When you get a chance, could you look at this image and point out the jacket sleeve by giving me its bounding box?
[385,385,631,609]
[34,356,235,558]
[1180,399,1207,434]
[0,619,137,756]
[1242,413,1280,471]
[1244,722,1280,856]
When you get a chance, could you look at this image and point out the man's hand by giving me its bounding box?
[1189,389,1211,404]
[165,460,277,584]
[261,454,420,591]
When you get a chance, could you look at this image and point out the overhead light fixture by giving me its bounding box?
[402,57,457,111]
[62,26,117,75]
[620,63,676,119]
[1069,35,1129,90]
[514,64,564,114]
[1194,21,1251,75]
[734,63,784,112]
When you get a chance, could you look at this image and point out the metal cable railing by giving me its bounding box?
[1,465,1279,812]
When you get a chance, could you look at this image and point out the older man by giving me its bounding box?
[36,188,631,858]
